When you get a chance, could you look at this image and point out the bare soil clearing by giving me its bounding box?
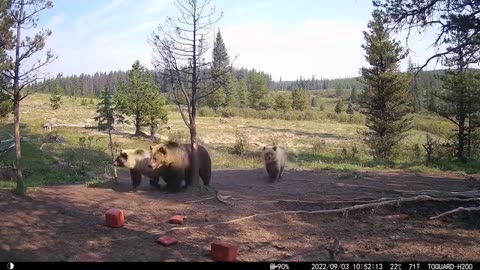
[1,169,480,262]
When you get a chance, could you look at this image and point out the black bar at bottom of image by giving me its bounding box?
[3,261,480,270]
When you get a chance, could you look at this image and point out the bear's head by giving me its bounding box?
[113,149,145,169]
[148,144,169,169]
[263,146,278,163]
[148,141,182,169]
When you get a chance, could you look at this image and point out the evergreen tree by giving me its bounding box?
[427,90,438,113]
[0,0,55,194]
[144,91,168,138]
[206,87,226,110]
[210,30,232,109]
[94,88,118,181]
[291,88,309,111]
[335,100,344,114]
[346,102,354,115]
[248,72,269,109]
[237,80,248,108]
[358,10,412,161]
[274,93,292,111]
[350,85,358,103]
[49,86,62,110]
[115,60,163,136]
[436,30,480,162]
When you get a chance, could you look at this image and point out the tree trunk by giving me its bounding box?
[14,0,25,195]
[467,111,472,160]
[189,118,200,187]
[134,114,141,136]
[14,99,24,194]
[457,113,466,162]
[108,128,117,181]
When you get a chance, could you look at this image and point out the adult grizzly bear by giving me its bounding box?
[263,145,287,182]
[113,149,164,192]
[148,141,212,192]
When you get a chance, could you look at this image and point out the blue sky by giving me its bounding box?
[32,0,443,81]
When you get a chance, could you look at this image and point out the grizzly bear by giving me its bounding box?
[263,146,287,182]
[113,149,164,192]
[148,141,212,193]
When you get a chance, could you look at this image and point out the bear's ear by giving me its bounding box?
[159,146,166,154]
[263,146,266,150]
[121,152,128,159]
[273,146,277,151]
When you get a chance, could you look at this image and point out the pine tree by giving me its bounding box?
[206,87,226,110]
[274,93,292,111]
[437,30,480,162]
[144,91,168,138]
[94,88,118,181]
[49,76,63,110]
[335,100,344,114]
[115,60,161,136]
[0,0,55,194]
[358,10,412,161]
[210,30,232,109]
[350,85,358,103]
[248,72,269,109]
[346,102,354,115]
[237,80,248,108]
[291,88,309,111]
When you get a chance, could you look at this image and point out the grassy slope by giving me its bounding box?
[0,92,476,189]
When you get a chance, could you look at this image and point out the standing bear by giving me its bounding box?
[148,141,212,193]
[263,145,287,182]
[113,149,164,192]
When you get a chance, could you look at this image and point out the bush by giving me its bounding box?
[81,99,88,106]
[233,129,249,156]
[198,106,215,117]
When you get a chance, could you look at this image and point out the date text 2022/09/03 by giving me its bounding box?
[271,262,479,270]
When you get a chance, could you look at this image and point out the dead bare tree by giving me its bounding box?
[0,0,56,194]
[150,0,231,188]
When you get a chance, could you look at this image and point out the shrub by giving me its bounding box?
[233,129,249,156]
[198,106,215,117]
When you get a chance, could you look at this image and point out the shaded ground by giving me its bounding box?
[1,169,480,262]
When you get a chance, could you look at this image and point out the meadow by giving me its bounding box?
[0,90,475,190]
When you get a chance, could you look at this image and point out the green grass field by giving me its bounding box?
[0,92,477,190]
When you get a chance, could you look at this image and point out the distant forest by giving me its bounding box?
[27,67,444,98]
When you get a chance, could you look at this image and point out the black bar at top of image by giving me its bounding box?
[3,262,480,270]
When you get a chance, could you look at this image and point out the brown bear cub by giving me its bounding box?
[113,149,163,192]
[149,141,212,193]
[263,146,287,182]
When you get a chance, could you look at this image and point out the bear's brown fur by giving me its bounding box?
[149,141,212,192]
[263,146,287,182]
[113,149,163,192]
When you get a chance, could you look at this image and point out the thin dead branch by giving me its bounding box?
[429,206,480,220]
[159,195,479,235]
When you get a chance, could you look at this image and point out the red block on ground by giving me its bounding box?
[105,208,124,228]
[210,241,239,262]
[169,215,187,225]
[157,236,178,246]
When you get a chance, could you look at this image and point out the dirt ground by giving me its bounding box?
[1,169,480,262]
